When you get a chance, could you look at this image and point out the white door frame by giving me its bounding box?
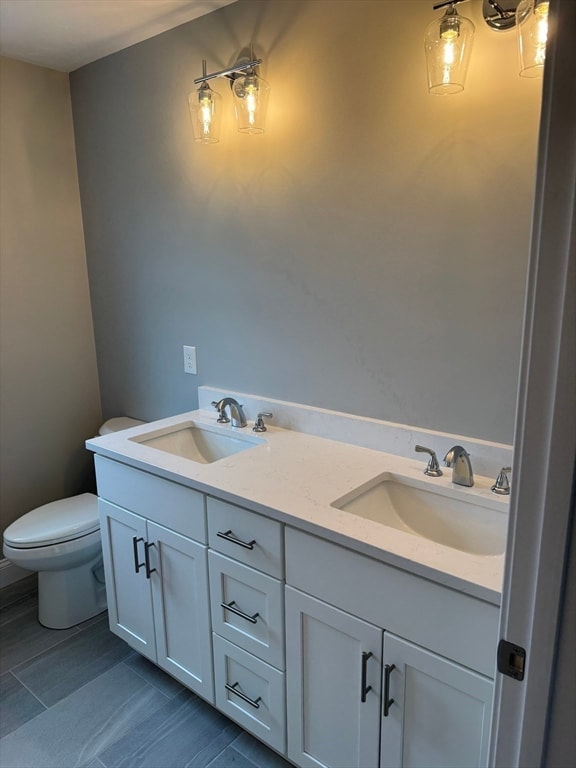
[490,0,576,764]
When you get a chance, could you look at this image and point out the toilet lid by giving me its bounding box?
[3,494,100,548]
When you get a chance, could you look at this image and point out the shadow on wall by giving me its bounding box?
[211,0,307,71]
[64,445,97,497]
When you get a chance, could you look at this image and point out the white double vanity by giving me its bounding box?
[86,387,511,768]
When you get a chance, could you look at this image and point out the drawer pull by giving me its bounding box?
[132,536,145,574]
[383,663,396,717]
[225,681,262,709]
[217,529,256,550]
[144,541,157,579]
[361,651,373,703]
[221,600,260,624]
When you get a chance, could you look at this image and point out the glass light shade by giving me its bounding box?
[232,72,270,134]
[189,83,222,144]
[516,0,549,77]
[425,9,475,95]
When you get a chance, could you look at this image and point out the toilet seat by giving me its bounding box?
[4,493,99,548]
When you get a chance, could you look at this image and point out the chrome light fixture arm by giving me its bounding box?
[483,0,528,31]
[193,59,262,86]
[432,0,468,10]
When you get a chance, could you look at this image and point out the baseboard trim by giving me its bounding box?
[0,558,31,589]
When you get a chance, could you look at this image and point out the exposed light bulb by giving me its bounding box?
[534,1,549,66]
[441,28,458,85]
[245,80,258,127]
[200,94,213,138]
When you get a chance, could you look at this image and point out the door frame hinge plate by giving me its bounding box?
[497,638,526,681]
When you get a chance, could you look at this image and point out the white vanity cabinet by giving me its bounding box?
[207,497,286,753]
[92,447,499,768]
[95,456,213,701]
[285,527,497,768]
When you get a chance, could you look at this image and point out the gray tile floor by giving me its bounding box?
[0,577,293,768]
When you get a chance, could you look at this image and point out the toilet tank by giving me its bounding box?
[99,417,144,435]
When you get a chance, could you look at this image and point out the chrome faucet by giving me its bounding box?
[443,445,474,487]
[211,398,247,428]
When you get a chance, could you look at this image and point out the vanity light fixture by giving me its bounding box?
[189,51,269,141]
[425,0,549,94]
[424,0,475,95]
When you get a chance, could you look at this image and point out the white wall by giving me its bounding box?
[0,56,101,536]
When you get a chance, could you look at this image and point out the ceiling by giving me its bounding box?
[0,0,237,72]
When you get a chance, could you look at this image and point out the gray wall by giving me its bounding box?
[71,0,542,444]
[0,57,101,536]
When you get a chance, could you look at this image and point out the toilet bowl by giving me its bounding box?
[2,417,144,629]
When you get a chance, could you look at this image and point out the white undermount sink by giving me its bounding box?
[129,421,264,464]
[331,475,507,556]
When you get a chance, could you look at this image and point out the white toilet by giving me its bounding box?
[2,417,144,629]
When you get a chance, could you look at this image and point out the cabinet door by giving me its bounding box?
[98,500,156,659]
[285,587,382,768]
[147,521,214,702]
[381,633,494,768]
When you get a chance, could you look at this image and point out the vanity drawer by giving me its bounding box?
[213,633,285,754]
[207,497,283,578]
[95,456,206,542]
[209,551,284,669]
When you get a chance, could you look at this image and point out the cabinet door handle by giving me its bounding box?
[132,536,145,574]
[216,529,256,550]
[383,663,396,717]
[225,681,262,709]
[221,600,260,624]
[361,651,373,703]
[144,541,157,579]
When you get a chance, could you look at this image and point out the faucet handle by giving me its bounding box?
[253,412,273,432]
[491,467,512,495]
[414,445,443,477]
[211,400,230,424]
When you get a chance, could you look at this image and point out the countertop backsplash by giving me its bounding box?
[199,386,513,481]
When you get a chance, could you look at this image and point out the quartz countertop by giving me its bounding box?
[86,409,508,605]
